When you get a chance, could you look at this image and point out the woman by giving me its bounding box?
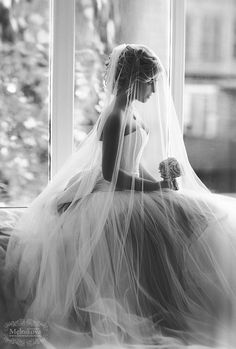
[1,44,236,349]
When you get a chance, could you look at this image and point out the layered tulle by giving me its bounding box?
[2,181,236,349]
[1,44,236,349]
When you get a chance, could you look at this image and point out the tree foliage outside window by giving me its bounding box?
[0,0,170,205]
[0,0,49,207]
[0,0,124,206]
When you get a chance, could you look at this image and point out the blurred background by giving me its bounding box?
[0,0,49,206]
[184,0,236,194]
[0,0,235,207]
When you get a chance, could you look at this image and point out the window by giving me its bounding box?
[233,18,236,59]
[184,85,218,138]
[0,0,186,207]
[185,15,195,63]
[184,0,236,194]
[51,0,185,175]
[201,16,223,62]
[73,0,171,147]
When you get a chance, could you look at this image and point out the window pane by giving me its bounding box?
[184,0,236,194]
[0,0,50,206]
[74,0,170,146]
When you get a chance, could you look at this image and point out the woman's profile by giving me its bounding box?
[1,43,236,349]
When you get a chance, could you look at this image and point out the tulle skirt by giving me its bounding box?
[1,183,236,349]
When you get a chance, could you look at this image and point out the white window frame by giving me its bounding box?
[50,0,75,177]
[50,0,186,176]
[1,0,186,208]
[170,0,186,132]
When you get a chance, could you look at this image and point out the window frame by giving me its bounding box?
[50,0,75,178]
[170,0,186,132]
[50,0,186,176]
[2,0,186,208]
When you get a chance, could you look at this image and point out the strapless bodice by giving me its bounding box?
[120,126,149,177]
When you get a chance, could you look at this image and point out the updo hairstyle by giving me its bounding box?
[105,44,162,94]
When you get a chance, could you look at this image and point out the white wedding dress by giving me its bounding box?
[1,122,236,349]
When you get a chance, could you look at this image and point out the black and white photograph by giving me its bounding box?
[0,1,236,348]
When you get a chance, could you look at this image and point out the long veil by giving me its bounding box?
[3,44,236,349]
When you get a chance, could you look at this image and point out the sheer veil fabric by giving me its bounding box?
[2,44,236,349]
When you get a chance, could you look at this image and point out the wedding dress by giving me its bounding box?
[1,121,236,349]
[1,44,236,349]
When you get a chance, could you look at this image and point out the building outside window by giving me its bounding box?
[184,0,236,194]
[233,18,236,58]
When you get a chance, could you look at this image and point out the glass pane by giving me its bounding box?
[74,0,170,146]
[184,0,236,195]
[0,0,50,207]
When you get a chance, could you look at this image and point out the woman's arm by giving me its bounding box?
[102,115,169,192]
[115,169,169,191]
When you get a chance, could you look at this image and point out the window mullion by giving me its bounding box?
[170,0,186,131]
[50,0,75,177]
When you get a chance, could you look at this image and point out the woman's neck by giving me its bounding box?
[114,92,133,111]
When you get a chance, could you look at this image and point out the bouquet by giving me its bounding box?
[159,157,182,190]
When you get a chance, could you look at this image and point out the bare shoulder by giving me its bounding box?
[101,110,122,141]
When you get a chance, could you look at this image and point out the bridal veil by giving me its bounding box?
[2,44,236,349]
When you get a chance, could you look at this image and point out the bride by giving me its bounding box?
[1,43,236,349]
